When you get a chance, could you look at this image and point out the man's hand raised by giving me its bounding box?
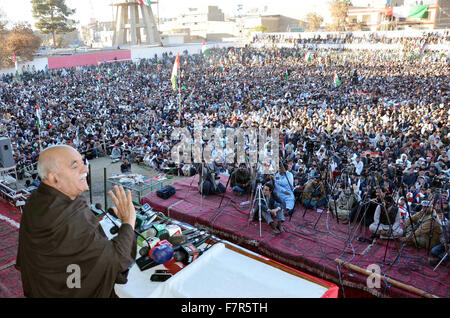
[109,185,136,230]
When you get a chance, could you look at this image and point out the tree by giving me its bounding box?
[7,23,42,61]
[31,0,76,48]
[0,10,9,67]
[329,0,351,31]
[306,13,324,31]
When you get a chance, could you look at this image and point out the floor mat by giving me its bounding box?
[0,199,23,298]
[141,175,450,298]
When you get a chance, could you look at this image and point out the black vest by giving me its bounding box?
[379,206,398,225]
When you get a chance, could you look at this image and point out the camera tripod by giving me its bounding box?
[185,162,205,209]
[247,182,269,238]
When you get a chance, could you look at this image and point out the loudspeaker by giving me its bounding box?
[0,138,15,168]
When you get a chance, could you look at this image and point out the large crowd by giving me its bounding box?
[0,31,449,262]
[253,30,450,46]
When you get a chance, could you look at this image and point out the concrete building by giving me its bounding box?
[435,0,450,29]
[347,0,448,31]
[158,5,300,41]
[159,6,236,41]
[241,14,301,34]
[81,20,115,48]
[171,6,237,41]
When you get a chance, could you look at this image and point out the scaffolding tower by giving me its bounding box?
[112,0,162,47]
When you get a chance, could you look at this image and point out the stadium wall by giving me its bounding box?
[47,50,132,69]
[0,42,239,75]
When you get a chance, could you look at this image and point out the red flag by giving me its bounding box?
[13,52,18,72]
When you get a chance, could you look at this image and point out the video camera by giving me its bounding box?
[255,173,266,185]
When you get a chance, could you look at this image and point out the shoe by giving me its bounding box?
[270,222,280,234]
[277,221,285,233]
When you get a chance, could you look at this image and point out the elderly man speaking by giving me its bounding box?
[16,145,137,297]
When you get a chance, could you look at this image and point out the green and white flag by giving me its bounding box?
[171,53,180,91]
[408,5,429,18]
[36,103,42,129]
[333,71,341,87]
[202,40,211,56]
[304,52,312,62]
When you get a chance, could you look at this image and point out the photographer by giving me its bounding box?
[352,155,364,176]
[369,195,404,239]
[429,204,449,266]
[230,163,251,196]
[253,182,285,234]
[301,174,327,210]
[329,185,360,222]
[274,162,296,216]
[400,200,442,250]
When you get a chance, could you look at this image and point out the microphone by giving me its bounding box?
[167,234,187,246]
[173,235,211,264]
[95,203,121,234]
[95,203,152,257]
[141,220,172,240]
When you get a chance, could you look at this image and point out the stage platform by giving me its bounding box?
[141,175,450,298]
[0,200,22,298]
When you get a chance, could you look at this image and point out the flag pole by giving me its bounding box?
[38,125,43,152]
[178,56,181,125]
[14,52,18,75]
[36,103,43,151]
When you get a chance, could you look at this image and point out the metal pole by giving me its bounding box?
[433,251,449,271]
[89,164,93,204]
[258,185,262,237]
[200,163,204,210]
[178,59,181,125]
[104,167,108,211]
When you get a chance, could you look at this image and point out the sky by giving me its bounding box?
[0,0,334,28]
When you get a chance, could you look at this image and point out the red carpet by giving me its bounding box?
[0,200,23,298]
[142,175,450,298]
[1,175,448,298]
